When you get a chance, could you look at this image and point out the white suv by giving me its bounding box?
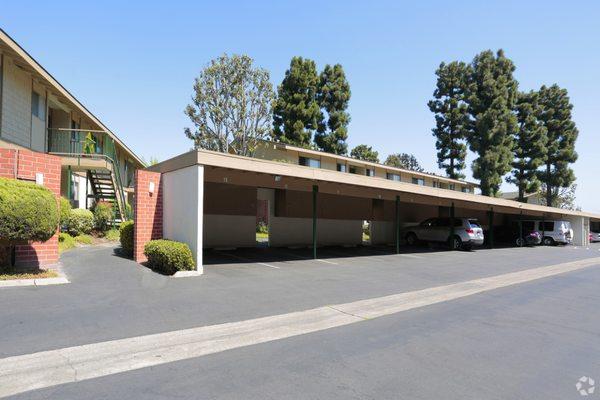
[523,220,573,245]
[403,217,485,250]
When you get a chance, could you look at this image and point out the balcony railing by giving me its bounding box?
[47,128,131,219]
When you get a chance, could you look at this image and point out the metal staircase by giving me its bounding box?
[87,169,125,223]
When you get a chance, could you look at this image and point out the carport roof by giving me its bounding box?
[148,149,600,221]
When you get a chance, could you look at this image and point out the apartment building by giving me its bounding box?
[0,29,144,220]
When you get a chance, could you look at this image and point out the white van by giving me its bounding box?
[523,220,573,245]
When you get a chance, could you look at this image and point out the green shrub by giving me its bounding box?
[104,228,120,241]
[75,234,93,245]
[125,202,133,219]
[0,177,59,243]
[144,239,195,274]
[66,209,94,236]
[120,220,134,256]
[93,202,113,231]
[58,232,75,253]
[60,197,72,228]
[256,222,268,234]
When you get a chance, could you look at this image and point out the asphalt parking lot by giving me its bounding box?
[2,243,600,399]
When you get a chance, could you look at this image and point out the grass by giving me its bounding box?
[75,234,93,245]
[59,232,76,253]
[362,232,370,242]
[104,228,120,241]
[256,232,269,240]
[0,268,58,280]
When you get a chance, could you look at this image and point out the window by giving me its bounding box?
[461,187,471,193]
[386,173,401,181]
[337,163,346,172]
[449,183,455,190]
[541,221,554,231]
[365,168,374,177]
[31,91,43,119]
[432,181,439,188]
[412,178,425,186]
[349,166,357,174]
[299,156,320,168]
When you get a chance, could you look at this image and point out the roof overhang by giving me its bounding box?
[148,149,600,221]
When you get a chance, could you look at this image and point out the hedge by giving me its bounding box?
[120,220,134,256]
[144,239,195,275]
[66,209,94,236]
[0,177,59,243]
[93,202,113,232]
[60,197,72,228]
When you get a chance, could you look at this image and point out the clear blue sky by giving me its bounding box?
[2,1,598,212]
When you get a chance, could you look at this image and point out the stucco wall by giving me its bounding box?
[162,165,203,271]
[269,217,362,247]
[203,215,256,248]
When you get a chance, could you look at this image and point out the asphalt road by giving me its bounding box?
[2,243,600,399]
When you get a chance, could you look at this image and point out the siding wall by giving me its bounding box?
[1,57,32,147]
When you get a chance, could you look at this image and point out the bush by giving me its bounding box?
[75,234,93,245]
[66,208,94,236]
[60,197,72,228]
[58,232,75,253]
[0,177,59,243]
[93,202,113,231]
[256,222,268,234]
[120,220,134,256]
[104,228,120,241]
[144,239,195,274]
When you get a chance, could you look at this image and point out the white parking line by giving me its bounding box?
[1,256,599,398]
[315,258,339,265]
[215,252,280,269]
[275,250,338,265]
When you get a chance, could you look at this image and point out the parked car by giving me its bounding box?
[522,220,573,245]
[403,217,484,250]
[490,221,542,247]
[590,231,600,243]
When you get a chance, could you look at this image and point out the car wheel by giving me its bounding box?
[542,237,555,246]
[516,237,524,247]
[448,235,462,250]
[463,243,473,251]
[406,233,418,246]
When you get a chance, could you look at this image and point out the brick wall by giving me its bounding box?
[133,170,163,263]
[0,148,61,267]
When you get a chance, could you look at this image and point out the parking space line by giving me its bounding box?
[273,250,339,265]
[215,252,280,269]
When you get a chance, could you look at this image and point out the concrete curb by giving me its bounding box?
[172,270,203,278]
[0,264,70,288]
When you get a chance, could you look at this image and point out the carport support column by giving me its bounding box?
[395,195,400,254]
[487,209,494,249]
[312,185,318,259]
[449,202,455,238]
[518,211,523,245]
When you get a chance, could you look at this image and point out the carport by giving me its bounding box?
[133,149,600,273]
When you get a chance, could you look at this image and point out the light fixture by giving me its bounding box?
[274,175,282,182]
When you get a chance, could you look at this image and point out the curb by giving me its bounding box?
[0,264,70,288]
[172,270,204,278]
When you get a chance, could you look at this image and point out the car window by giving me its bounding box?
[542,221,554,231]
[468,220,481,228]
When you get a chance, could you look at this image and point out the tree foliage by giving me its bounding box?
[465,49,519,196]
[539,183,579,210]
[185,54,274,157]
[506,91,548,202]
[315,64,351,155]
[536,84,578,207]
[384,153,424,172]
[272,57,323,148]
[350,144,379,163]
[428,61,470,179]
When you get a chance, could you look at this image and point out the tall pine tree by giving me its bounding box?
[272,57,323,147]
[315,64,351,155]
[466,50,519,196]
[428,61,470,180]
[536,84,578,207]
[350,144,379,163]
[506,91,548,202]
